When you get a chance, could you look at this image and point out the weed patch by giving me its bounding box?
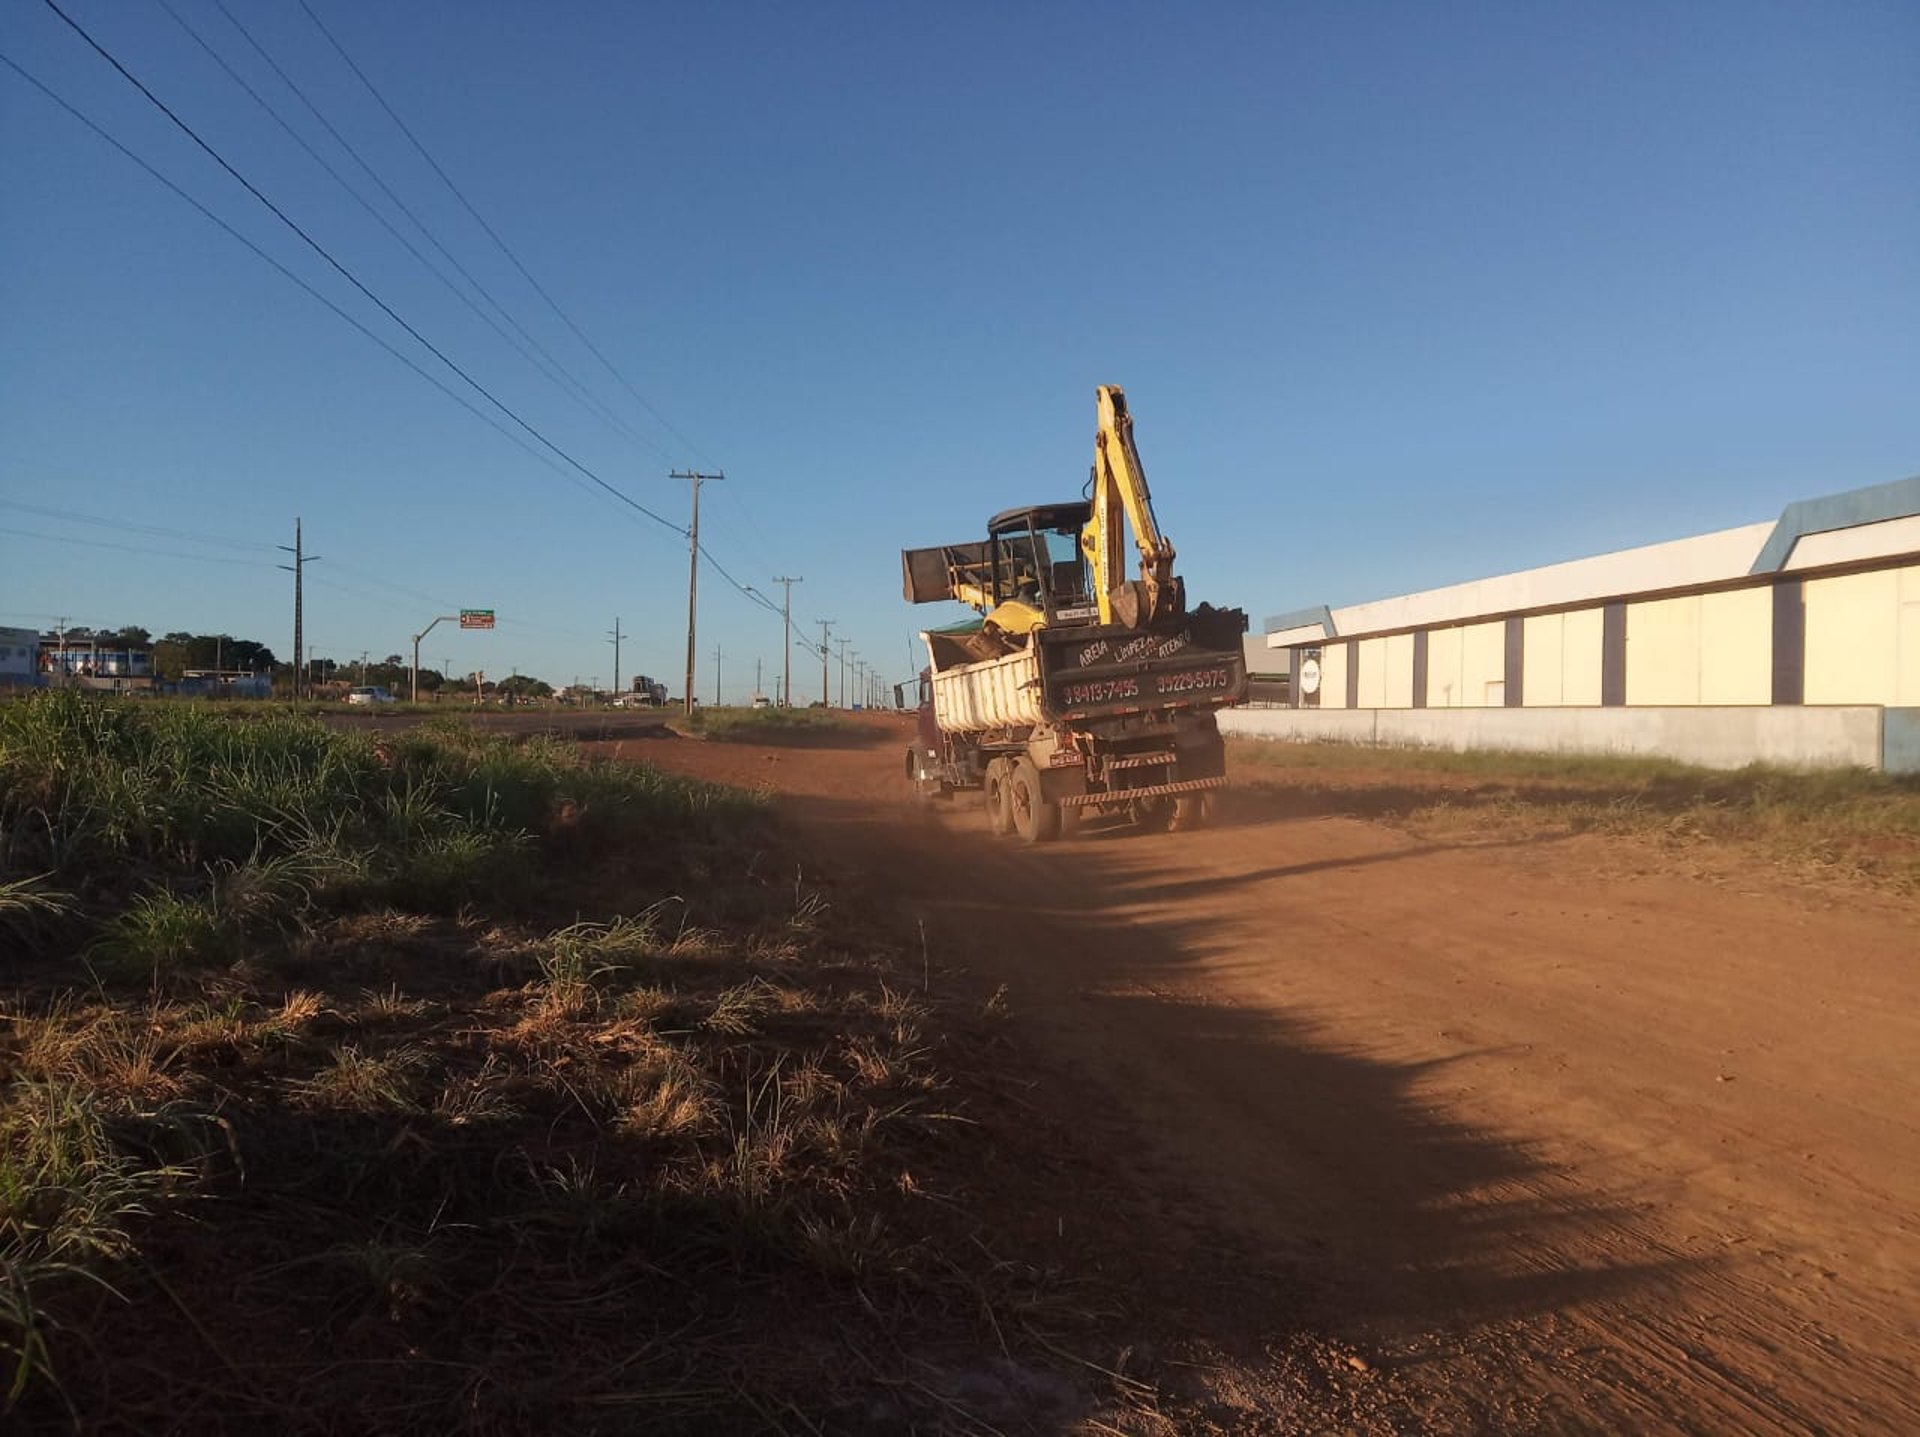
[1229,737,1920,893]
[0,695,1145,1429]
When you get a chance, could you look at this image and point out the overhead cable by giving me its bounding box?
[38,0,686,539]
[0,48,622,517]
[0,495,275,551]
[298,0,715,468]
[197,0,664,460]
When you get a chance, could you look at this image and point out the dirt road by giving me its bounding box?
[610,716,1918,1432]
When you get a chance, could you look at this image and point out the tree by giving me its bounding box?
[153,633,281,681]
[497,674,553,701]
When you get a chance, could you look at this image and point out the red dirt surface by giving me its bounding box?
[597,714,1920,1433]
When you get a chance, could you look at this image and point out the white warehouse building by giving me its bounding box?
[1226,474,1920,773]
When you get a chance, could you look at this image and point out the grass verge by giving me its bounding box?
[0,693,1156,1431]
[1228,737,1920,894]
[672,704,853,744]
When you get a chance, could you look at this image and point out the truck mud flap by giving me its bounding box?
[1061,775,1227,808]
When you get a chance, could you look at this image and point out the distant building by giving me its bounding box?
[0,626,40,690]
[1234,474,1920,772]
[180,669,272,699]
[40,635,155,692]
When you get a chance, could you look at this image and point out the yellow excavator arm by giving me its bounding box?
[1084,385,1181,628]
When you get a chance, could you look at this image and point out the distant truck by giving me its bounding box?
[626,675,668,707]
[901,387,1247,842]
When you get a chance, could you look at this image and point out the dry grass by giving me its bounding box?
[1229,737,1920,894]
[0,697,1156,1431]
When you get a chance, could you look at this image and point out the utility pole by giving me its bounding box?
[673,470,724,716]
[772,575,803,706]
[276,517,320,700]
[854,657,867,710]
[607,617,623,697]
[754,656,763,697]
[835,637,850,709]
[816,620,834,707]
[713,643,722,707]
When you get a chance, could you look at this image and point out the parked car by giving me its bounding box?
[751,694,773,709]
[345,686,398,706]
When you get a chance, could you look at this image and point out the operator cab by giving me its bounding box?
[986,501,1096,628]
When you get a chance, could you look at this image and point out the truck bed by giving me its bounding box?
[925,605,1247,734]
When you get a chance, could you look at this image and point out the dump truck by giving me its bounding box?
[901,386,1248,841]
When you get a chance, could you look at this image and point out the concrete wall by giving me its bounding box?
[1219,703,1911,772]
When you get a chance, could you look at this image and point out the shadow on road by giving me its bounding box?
[780,786,1712,1350]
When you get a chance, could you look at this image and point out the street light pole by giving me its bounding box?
[816,620,834,708]
[411,614,459,703]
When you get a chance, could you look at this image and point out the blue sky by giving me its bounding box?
[4,0,1916,696]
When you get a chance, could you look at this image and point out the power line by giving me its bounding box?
[38,0,686,540]
[0,49,615,513]
[0,524,277,568]
[297,0,714,467]
[194,0,664,461]
[0,496,275,551]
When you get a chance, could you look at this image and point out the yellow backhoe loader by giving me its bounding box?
[900,386,1248,841]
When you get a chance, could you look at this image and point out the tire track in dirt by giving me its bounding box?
[618,717,1920,1433]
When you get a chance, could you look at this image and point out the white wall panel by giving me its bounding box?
[1627,596,1702,705]
[1382,632,1415,708]
[1523,615,1564,706]
[1427,626,1464,707]
[1698,586,1772,704]
[1563,608,1605,706]
[1319,641,1349,708]
[1805,562,1920,706]
[1462,622,1505,707]
[1355,637,1388,709]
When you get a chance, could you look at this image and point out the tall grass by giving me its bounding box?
[675,704,850,743]
[0,696,1119,1430]
[0,693,757,952]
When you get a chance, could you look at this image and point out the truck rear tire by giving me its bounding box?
[1008,757,1061,844]
[983,759,1015,835]
[1131,796,1174,832]
[1169,794,1210,831]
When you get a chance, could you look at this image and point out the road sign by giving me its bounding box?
[459,609,495,630]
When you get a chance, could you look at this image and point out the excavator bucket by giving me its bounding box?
[901,541,992,604]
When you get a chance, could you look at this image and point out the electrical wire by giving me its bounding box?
[195,0,665,461]
[298,0,716,468]
[0,524,279,568]
[0,496,276,551]
[0,49,616,517]
[13,22,795,645]
[39,0,686,540]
